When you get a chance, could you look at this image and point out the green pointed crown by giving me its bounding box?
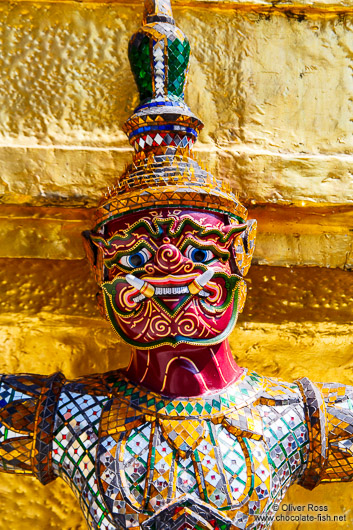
[128,4,190,101]
[123,0,203,150]
[94,0,248,230]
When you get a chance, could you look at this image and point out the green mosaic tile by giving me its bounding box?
[185,402,194,414]
[195,402,204,414]
[176,402,184,413]
[129,34,153,101]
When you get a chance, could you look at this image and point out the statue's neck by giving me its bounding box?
[124,340,243,397]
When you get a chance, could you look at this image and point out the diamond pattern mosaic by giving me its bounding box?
[0,367,353,529]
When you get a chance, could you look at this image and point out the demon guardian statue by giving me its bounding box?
[0,1,352,529]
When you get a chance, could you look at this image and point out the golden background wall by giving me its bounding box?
[0,0,352,528]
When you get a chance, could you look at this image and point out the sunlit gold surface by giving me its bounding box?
[0,0,353,527]
[0,4,352,207]
[1,204,352,268]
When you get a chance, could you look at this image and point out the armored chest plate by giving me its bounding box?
[98,419,271,529]
[51,371,309,529]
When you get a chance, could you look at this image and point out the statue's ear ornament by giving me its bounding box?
[233,219,257,277]
[82,231,107,284]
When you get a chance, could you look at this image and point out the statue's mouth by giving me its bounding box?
[153,286,210,297]
[101,268,240,347]
[126,270,214,303]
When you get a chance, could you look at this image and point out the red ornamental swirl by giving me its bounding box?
[121,286,139,310]
[175,313,200,337]
[148,314,172,339]
[206,282,222,305]
[176,261,194,274]
[145,263,155,275]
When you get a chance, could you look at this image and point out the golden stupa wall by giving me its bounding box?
[0,1,352,528]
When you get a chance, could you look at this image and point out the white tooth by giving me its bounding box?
[195,269,215,288]
[199,290,210,297]
[126,274,144,291]
[154,285,191,296]
[133,294,146,303]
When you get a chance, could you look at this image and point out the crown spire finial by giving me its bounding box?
[124,0,203,152]
[143,0,175,24]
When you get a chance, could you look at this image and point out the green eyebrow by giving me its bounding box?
[92,216,246,250]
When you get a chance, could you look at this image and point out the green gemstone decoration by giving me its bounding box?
[167,37,190,98]
[129,26,190,102]
[129,34,153,101]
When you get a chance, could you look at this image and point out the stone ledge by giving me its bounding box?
[0,146,353,208]
[6,1,353,12]
[1,205,352,268]
[0,259,352,323]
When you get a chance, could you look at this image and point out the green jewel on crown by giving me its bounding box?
[123,0,203,147]
[128,27,191,101]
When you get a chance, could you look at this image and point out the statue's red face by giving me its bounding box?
[90,209,255,349]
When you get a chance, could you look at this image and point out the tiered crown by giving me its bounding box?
[94,0,247,230]
[124,0,203,153]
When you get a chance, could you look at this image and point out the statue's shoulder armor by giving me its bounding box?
[296,377,353,489]
[63,369,119,396]
[258,375,303,406]
[0,369,125,485]
[316,380,353,405]
[0,372,64,483]
[55,370,126,441]
[221,375,305,448]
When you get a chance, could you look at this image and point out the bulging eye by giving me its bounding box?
[184,245,215,263]
[119,248,152,269]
